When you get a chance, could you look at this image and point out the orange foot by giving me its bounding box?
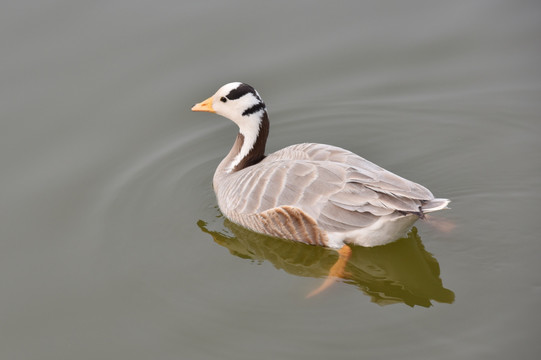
[425,215,456,233]
[306,245,352,298]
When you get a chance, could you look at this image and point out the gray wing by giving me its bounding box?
[221,143,434,233]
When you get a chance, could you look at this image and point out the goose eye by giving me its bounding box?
[220,97,227,103]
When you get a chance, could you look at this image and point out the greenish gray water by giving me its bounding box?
[1,1,540,359]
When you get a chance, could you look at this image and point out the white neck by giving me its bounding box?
[226,113,262,173]
[213,110,269,192]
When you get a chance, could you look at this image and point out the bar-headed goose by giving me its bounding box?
[192,82,449,269]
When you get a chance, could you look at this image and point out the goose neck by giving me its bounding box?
[214,112,269,186]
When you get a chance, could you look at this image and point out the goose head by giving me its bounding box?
[191,82,267,133]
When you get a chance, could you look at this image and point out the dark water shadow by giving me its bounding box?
[198,217,454,307]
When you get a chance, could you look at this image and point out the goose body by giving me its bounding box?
[192,82,449,249]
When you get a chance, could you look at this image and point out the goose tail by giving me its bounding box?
[422,198,450,213]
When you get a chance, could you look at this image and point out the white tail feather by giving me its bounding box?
[422,198,450,213]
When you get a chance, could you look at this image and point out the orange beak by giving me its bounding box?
[191,96,215,113]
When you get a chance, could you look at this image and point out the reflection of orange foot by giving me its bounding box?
[306,245,352,298]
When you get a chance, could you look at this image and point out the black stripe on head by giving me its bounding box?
[242,102,266,116]
[226,83,260,101]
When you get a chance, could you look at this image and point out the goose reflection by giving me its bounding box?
[197,217,454,307]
